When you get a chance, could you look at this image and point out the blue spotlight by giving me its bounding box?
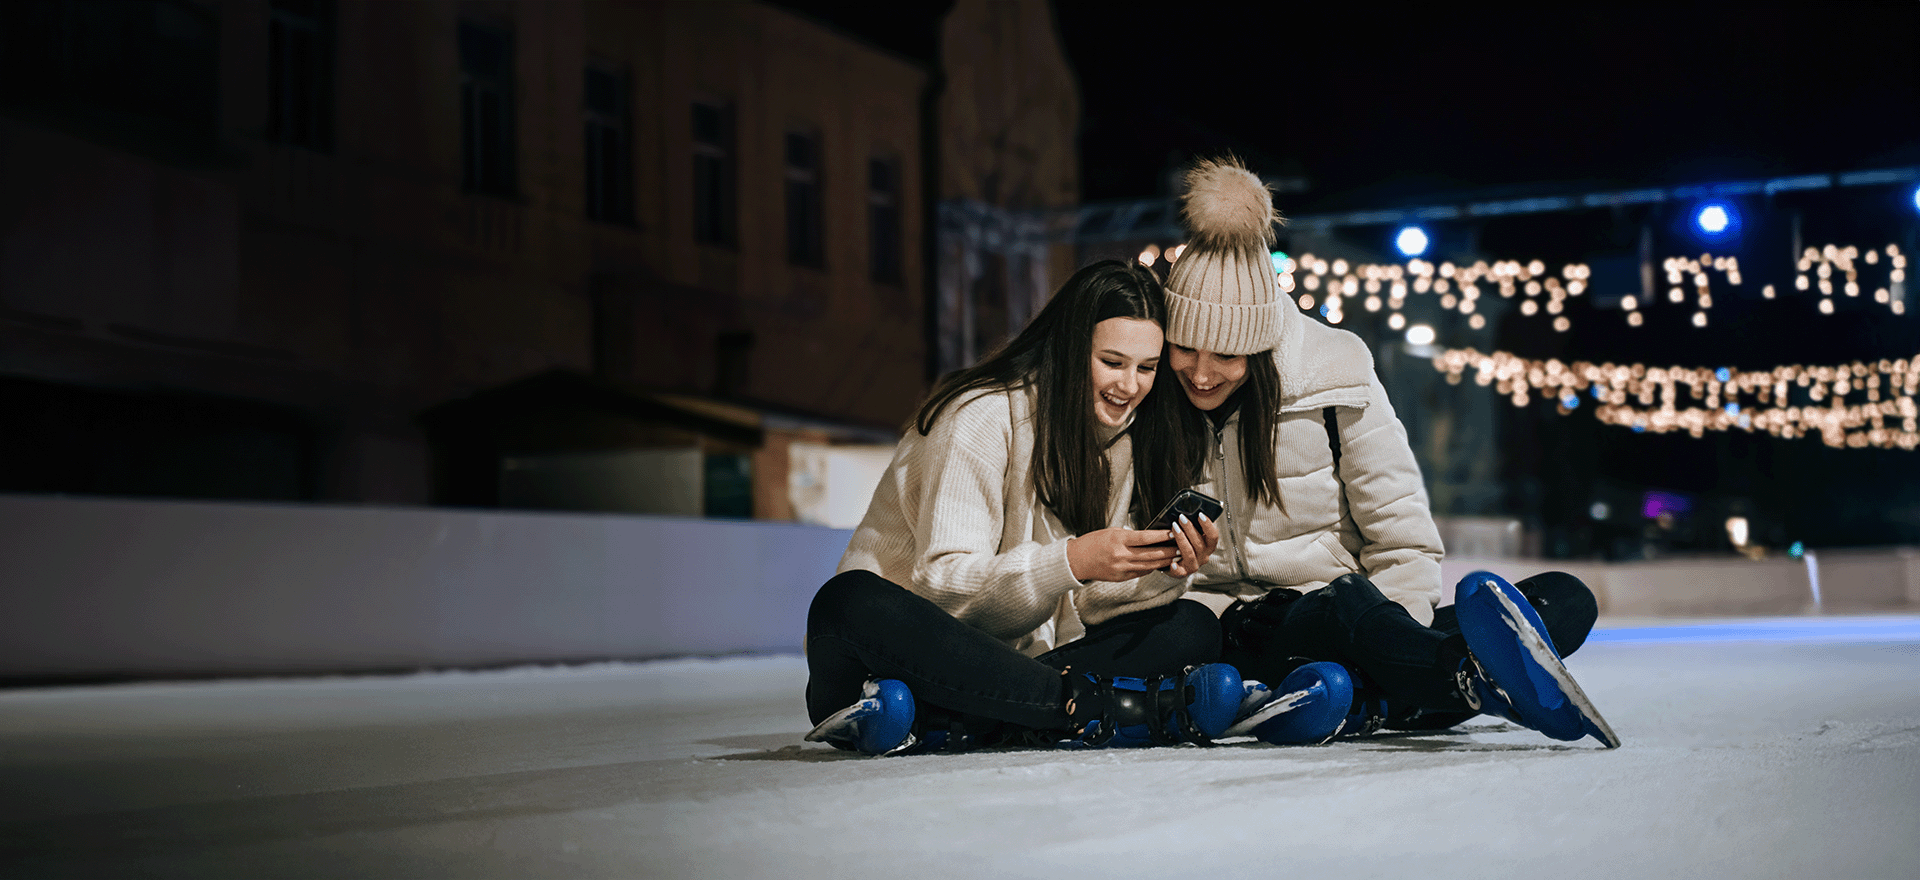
[1394,226,1430,257]
[1696,203,1733,236]
[1697,200,1743,239]
[1911,183,1920,214]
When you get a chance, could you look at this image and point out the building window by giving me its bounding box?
[691,100,736,246]
[869,157,903,284]
[458,21,516,196]
[785,130,824,267]
[267,0,334,151]
[584,64,633,225]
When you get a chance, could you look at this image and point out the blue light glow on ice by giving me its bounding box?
[1590,616,1920,645]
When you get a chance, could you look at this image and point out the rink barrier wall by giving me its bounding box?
[0,494,847,681]
[1,494,1916,681]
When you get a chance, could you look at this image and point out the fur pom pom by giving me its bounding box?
[1180,157,1281,247]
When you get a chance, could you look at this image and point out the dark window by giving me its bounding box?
[584,65,634,225]
[692,101,736,246]
[459,21,516,196]
[267,0,334,151]
[869,157,903,284]
[785,131,824,267]
[703,453,753,518]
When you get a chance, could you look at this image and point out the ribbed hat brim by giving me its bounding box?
[1165,290,1282,356]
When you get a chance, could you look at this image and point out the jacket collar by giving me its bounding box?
[1270,305,1376,413]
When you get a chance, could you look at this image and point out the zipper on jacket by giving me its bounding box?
[1215,416,1251,582]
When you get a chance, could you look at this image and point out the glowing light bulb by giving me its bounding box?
[1696,204,1731,234]
[1394,226,1430,257]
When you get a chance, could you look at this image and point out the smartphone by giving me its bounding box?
[1146,488,1223,536]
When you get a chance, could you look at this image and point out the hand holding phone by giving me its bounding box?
[1147,488,1223,535]
[1147,488,1223,576]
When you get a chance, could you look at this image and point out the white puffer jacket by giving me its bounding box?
[1183,316,1446,626]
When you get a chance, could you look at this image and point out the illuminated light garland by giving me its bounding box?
[1157,238,1920,450]
[1431,347,1920,450]
[1159,241,1915,448]
[1279,254,1590,329]
[1797,244,1907,316]
[1254,242,1908,331]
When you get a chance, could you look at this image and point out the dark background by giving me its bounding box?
[778,1,1920,202]
[775,0,1920,555]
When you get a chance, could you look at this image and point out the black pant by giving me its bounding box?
[1220,571,1596,716]
[805,570,1222,734]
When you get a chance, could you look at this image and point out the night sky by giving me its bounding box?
[777,2,1919,204]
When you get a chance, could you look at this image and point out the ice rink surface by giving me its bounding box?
[2,616,1917,879]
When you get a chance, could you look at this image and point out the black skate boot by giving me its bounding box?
[1058,663,1243,749]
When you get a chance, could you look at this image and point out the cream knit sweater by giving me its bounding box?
[837,385,1193,656]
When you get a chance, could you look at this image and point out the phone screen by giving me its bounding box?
[1148,489,1223,533]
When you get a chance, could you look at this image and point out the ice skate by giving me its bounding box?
[1454,571,1621,748]
[1231,678,1276,725]
[805,677,919,756]
[1225,661,1386,745]
[1060,662,1242,748]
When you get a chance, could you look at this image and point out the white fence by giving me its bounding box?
[1,495,1914,681]
[0,495,846,680]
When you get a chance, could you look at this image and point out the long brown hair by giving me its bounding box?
[1233,353,1284,508]
[1150,349,1284,512]
[914,260,1170,536]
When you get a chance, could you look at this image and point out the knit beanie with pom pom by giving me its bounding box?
[1164,157,1286,356]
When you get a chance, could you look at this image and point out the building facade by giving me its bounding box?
[0,0,1015,516]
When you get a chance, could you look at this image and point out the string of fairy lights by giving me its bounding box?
[1140,239,1916,450]
[1258,243,1907,333]
[1430,348,1920,450]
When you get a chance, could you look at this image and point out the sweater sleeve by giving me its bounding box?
[1073,569,1194,627]
[1336,373,1446,626]
[901,393,1084,640]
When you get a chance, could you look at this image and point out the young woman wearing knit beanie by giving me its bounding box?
[803,259,1250,755]
[1157,157,1620,748]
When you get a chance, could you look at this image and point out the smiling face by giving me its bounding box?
[1089,317,1163,427]
[1168,344,1250,411]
